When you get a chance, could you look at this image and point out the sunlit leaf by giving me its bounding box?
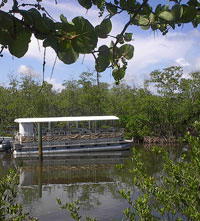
[139,16,149,26]
[119,44,134,60]
[138,16,150,30]
[71,16,97,53]
[112,68,125,81]
[159,11,174,22]
[149,13,156,23]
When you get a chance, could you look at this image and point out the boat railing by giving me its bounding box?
[31,127,124,136]
[15,128,125,145]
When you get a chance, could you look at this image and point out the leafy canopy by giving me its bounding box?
[0,0,199,83]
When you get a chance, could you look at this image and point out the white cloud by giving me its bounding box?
[45,77,64,91]
[43,0,102,25]
[18,65,40,77]
[175,58,190,67]
[25,36,59,65]
[190,57,200,72]
[124,30,199,86]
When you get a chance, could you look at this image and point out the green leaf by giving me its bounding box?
[78,0,92,9]
[43,15,54,31]
[57,40,79,64]
[180,5,197,23]
[106,3,118,15]
[44,35,79,64]
[95,55,110,72]
[141,25,150,30]
[120,0,127,9]
[0,30,12,45]
[95,19,112,38]
[27,8,42,28]
[43,35,57,48]
[119,44,134,60]
[56,20,75,33]
[34,33,46,40]
[171,4,183,20]
[26,8,52,34]
[163,4,170,11]
[99,45,112,57]
[124,33,133,42]
[139,16,149,26]
[112,68,125,81]
[114,0,119,5]
[117,34,124,44]
[0,10,14,32]
[149,13,156,23]
[8,28,31,58]
[138,16,150,30]
[19,10,35,26]
[60,14,68,23]
[71,16,97,53]
[95,45,111,72]
[155,4,162,15]
[159,11,175,22]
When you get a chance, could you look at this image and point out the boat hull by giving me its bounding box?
[13,142,132,158]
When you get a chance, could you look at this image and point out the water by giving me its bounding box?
[0,146,183,220]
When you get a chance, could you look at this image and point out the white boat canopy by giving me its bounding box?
[14,116,119,123]
[15,116,119,137]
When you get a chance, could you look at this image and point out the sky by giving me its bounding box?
[1,0,200,90]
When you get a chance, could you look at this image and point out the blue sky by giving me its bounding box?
[1,0,200,90]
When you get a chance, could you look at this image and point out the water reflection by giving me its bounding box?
[13,151,131,220]
[0,146,184,220]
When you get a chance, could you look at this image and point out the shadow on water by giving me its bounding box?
[0,145,185,221]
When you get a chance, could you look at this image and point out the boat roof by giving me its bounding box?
[14,116,119,123]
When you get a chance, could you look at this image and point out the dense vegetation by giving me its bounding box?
[0,169,37,221]
[58,127,200,220]
[1,66,200,141]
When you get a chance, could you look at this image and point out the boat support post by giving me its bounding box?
[38,122,43,161]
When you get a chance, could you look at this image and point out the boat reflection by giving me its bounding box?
[11,151,133,221]
[14,151,130,193]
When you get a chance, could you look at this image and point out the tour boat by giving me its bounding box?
[13,116,133,158]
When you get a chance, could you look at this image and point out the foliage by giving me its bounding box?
[57,198,97,221]
[0,1,200,82]
[0,169,38,221]
[146,66,183,97]
[57,128,200,220]
[2,66,200,141]
[119,129,200,220]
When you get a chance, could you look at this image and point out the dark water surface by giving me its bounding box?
[0,146,183,220]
